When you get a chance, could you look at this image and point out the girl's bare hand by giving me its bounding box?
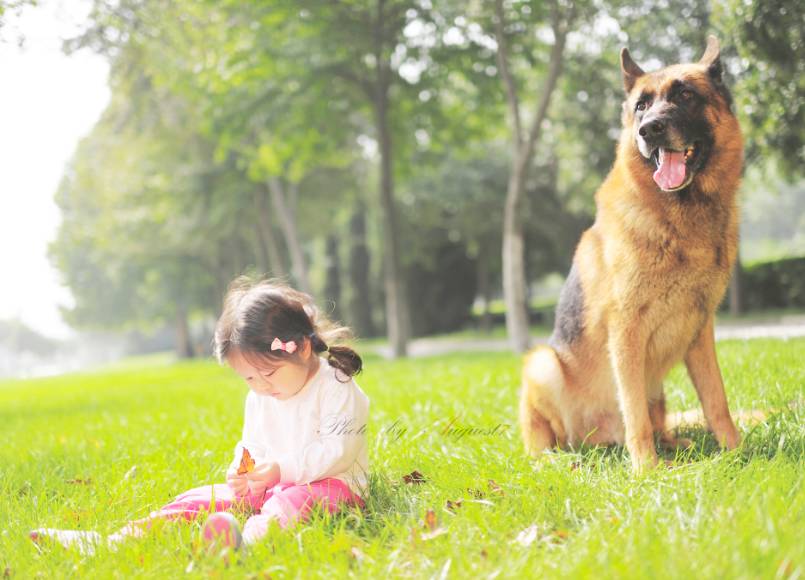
[245,462,281,495]
[225,467,249,497]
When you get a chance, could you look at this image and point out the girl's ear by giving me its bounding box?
[302,336,313,358]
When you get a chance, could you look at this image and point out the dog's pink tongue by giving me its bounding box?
[653,148,686,190]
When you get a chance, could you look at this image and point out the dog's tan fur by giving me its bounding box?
[519,36,744,472]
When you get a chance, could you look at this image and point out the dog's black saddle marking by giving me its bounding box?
[551,263,585,346]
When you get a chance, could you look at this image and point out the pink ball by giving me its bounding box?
[201,512,243,550]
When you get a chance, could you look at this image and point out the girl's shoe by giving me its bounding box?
[201,513,243,550]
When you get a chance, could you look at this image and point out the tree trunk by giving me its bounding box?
[502,152,531,351]
[254,189,286,278]
[494,0,570,353]
[324,234,343,321]
[175,304,194,359]
[348,201,376,337]
[375,90,410,357]
[372,1,410,357]
[267,178,311,294]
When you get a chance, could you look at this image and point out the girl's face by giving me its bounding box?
[227,339,320,400]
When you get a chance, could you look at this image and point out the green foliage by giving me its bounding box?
[405,237,478,336]
[47,92,231,332]
[1,341,803,576]
[739,165,805,263]
[713,0,804,174]
[44,0,803,350]
[741,256,805,310]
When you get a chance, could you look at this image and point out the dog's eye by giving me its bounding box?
[679,89,695,101]
[635,100,648,112]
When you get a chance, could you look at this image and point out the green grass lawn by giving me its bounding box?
[1,339,803,578]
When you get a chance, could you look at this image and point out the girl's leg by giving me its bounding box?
[32,484,264,552]
[242,478,364,544]
[114,484,265,539]
[31,484,267,554]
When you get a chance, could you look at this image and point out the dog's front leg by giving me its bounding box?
[684,317,740,449]
[609,325,657,473]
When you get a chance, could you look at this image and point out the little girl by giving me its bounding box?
[32,276,369,551]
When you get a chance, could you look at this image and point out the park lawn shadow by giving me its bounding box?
[540,403,804,472]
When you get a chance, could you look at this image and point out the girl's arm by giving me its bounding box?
[277,381,369,485]
[228,391,270,477]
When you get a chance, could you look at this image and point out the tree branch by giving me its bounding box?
[522,0,573,160]
[318,62,374,100]
[373,0,391,98]
[494,0,523,147]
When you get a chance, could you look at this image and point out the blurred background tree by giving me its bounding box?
[30,0,804,359]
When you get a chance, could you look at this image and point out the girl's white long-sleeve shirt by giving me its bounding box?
[229,356,369,497]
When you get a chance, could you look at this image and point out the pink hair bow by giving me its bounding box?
[271,337,297,354]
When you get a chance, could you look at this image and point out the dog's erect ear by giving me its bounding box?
[699,34,723,83]
[699,35,720,66]
[620,47,645,93]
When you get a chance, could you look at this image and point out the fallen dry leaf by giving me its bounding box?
[445,498,463,513]
[487,479,504,495]
[66,478,92,486]
[402,470,427,485]
[424,509,438,531]
[413,509,447,541]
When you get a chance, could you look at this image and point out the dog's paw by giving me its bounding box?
[630,452,660,475]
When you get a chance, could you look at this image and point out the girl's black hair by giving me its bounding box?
[212,276,362,381]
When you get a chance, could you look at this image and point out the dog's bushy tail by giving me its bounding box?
[667,399,801,432]
[666,408,768,431]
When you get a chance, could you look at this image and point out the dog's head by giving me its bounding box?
[618,36,742,195]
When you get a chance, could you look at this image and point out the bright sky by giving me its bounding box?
[0,0,109,340]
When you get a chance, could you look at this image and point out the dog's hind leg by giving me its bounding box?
[519,346,563,457]
[519,394,557,457]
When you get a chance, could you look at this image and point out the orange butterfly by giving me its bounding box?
[237,447,255,475]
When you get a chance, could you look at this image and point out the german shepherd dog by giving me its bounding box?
[519,36,744,472]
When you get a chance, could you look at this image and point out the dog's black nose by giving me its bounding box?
[638,118,666,138]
